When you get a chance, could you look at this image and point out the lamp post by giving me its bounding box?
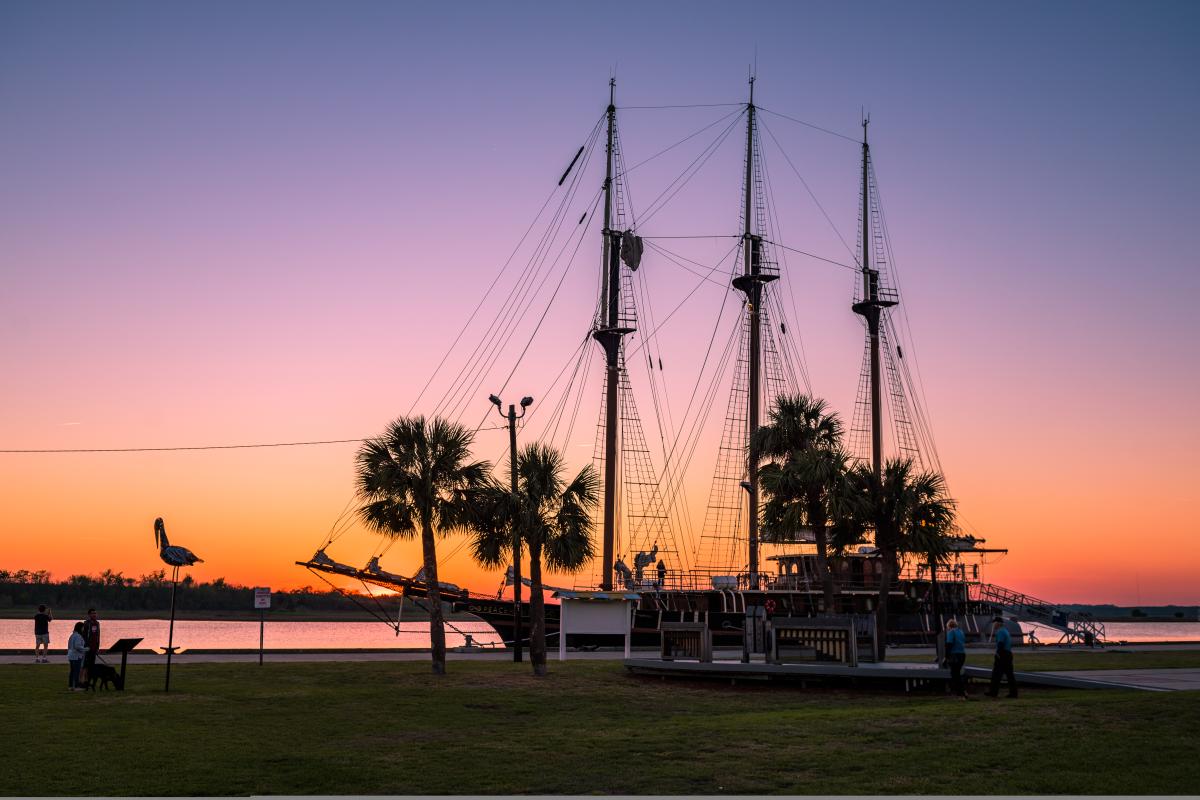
[490,393,533,662]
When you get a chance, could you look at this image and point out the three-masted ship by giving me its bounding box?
[299,78,1102,651]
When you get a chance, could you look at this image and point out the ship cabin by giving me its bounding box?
[769,548,891,594]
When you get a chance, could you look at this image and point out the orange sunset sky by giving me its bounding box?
[2,3,1198,605]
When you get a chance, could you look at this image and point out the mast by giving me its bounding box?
[730,76,775,589]
[592,78,631,591]
[852,118,896,478]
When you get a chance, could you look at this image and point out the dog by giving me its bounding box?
[88,663,124,691]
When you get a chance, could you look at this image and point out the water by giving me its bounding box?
[6,618,1196,651]
[1020,620,1200,644]
[2,618,503,652]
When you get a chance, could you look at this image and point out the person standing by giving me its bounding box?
[81,608,101,686]
[944,618,968,699]
[33,605,53,663]
[656,559,667,589]
[67,622,87,691]
[985,616,1018,698]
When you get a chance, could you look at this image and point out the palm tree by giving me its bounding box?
[753,394,847,611]
[468,443,597,676]
[355,416,491,675]
[842,457,956,661]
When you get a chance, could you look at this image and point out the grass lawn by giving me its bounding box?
[3,660,1197,795]
[894,648,1200,671]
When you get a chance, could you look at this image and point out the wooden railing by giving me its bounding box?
[768,617,859,666]
[659,621,712,663]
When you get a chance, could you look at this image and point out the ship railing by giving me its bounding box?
[629,572,911,594]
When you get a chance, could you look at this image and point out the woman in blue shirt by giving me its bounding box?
[944,619,968,698]
[66,622,87,691]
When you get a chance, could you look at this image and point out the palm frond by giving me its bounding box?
[357,499,416,539]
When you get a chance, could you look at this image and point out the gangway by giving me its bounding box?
[972,583,1105,646]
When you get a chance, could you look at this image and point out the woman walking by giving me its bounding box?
[67,622,87,691]
[944,618,968,699]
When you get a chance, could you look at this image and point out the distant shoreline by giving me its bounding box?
[0,607,485,623]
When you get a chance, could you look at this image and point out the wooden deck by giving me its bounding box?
[624,657,1172,692]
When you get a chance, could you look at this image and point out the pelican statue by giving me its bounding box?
[154,518,203,567]
[153,517,202,693]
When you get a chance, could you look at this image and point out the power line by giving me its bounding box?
[0,439,368,454]
[1,428,509,454]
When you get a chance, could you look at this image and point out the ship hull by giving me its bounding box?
[454,580,1004,649]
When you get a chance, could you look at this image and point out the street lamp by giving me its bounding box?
[491,393,532,662]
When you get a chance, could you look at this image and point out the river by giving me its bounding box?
[3,618,1196,651]
[1014,620,1198,644]
[2,618,502,651]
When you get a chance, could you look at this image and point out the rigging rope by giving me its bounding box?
[758,106,861,144]
[406,116,604,416]
[620,102,744,110]
[760,117,859,263]
[621,107,745,176]
[430,117,604,422]
[636,109,746,227]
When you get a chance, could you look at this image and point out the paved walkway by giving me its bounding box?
[6,649,1199,690]
[1041,668,1200,691]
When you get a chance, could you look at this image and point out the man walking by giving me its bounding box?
[33,605,52,663]
[81,608,101,685]
[985,616,1017,698]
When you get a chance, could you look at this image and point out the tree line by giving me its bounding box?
[353,392,957,676]
[0,569,385,615]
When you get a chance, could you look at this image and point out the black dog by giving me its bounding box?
[88,663,124,691]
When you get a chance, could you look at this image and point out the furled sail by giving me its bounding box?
[620,230,643,270]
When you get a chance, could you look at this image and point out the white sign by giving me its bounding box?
[254,587,271,610]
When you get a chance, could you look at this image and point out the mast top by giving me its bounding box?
[862,114,870,148]
[748,73,755,107]
[608,77,615,110]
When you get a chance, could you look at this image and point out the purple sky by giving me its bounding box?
[1,1,1198,601]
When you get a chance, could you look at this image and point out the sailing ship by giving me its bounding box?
[298,77,1104,651]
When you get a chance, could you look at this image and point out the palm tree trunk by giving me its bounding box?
[929,558,942,634]
[420,520,447,675]
[874,548,895,662]
[811,504,836,612]
[528,541,547,677]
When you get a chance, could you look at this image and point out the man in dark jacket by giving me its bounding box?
[985,616,1017,698]
[81,608,101,685]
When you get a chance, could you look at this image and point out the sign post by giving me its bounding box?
[254,587,271,665]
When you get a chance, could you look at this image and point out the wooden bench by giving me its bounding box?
[769,617,858,666]
[659,621,712,663]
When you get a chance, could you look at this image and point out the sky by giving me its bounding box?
[2,1,1198,605]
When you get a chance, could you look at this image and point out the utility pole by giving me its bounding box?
[164,566,178,692]
[490,393,532,661]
